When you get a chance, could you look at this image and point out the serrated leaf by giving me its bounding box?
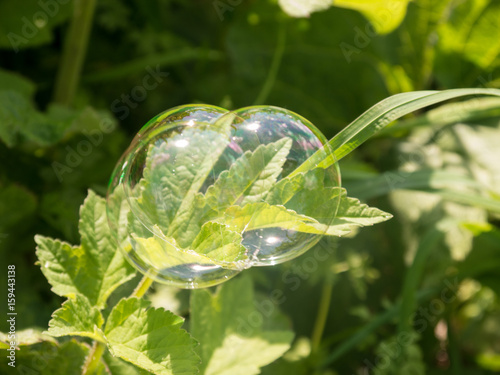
[215,202,318,233]
[104,297,199,375]
[191,222,247,262]
[132,223,247,271]
[217,166,391,237]
[1,339,96,375]
[0,328,56,348]
[190,275,293,375]
[35,190,136,309]
[302,188,392,235]
[140,127,230,246]
[78,191,137,306]
[206,137,292,212]
[265,172,306,206]
[46,294,105,342]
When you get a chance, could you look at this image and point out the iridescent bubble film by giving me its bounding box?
[106,105,341,288]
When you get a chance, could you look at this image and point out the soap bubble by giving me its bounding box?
[106,105,341,288]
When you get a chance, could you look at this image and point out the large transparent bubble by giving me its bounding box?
[106,104,341,288]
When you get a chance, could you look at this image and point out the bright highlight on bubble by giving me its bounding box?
[106,104,341,288]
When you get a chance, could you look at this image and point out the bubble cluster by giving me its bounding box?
[106,105,341,288]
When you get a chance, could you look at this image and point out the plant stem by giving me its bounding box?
[311,273,335,352]
[82,341,106,375]
[253,21,286,105]
[132,274,155,298]
[53,0,97,106]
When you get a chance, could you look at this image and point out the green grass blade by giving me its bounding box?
[292,88,500,175]
[379,97,500,136]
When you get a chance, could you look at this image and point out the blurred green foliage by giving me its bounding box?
[1,0,500,374]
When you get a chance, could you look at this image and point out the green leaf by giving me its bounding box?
[206,137,292,212]
[0,183,37,231]
[330,189,393,226]
[333,0,411,34]
[0,68,35,96]
[292,89,500,175]
[0,328,56,348]
[0,0,72,50]
[215,202,318,233]
[35,190,136,309]
[132,223,247,271]
[191,222,247,262]
[291,188,393,236]
[0,69,115,147]
[104,297,199,375]
[140,126,230,245]
[190,275,294,375]
[218,185,391,237]
[0,90,34,147]
[46,294,105,342]
[103,351,151,375]
[1,339,96,375]
[437,0,500,69]
[264,172,306,206]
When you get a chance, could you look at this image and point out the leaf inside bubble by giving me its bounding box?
[119,131,391,268]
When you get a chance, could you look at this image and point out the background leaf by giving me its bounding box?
[46,294,105,342]
[35,190,136,309]
[190,275,294,375]
[104,297,199,375]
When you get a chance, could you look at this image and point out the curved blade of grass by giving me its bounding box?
[291,88,500,176]
[379,97,500,136]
